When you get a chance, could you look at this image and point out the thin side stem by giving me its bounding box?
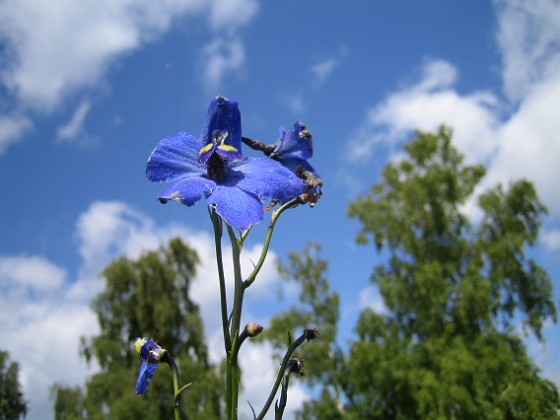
[255,330,310,420]
[244,198,298,288]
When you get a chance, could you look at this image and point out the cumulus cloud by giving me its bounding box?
[495,0,560,102]
[1,200,294,419]
[346,59,500,166]
[0,0,206,113]
[0,0,259,152]
[345,0,560,222]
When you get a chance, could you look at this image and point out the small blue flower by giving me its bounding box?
[146,96,306,229]
[272,122,318,176]
[134,337,165,395]
[242,122,322,206]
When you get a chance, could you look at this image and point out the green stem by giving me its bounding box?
[255,330,310,420]
[226,224,244,420]
[210,210,233,416]
[164,353,182,420]
[244,198,298,288]
[211,210,231,351]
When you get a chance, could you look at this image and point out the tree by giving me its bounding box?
[280,126,558,418]
[51,238,222,419]
[342,126,558,418]
[0,350,27,420]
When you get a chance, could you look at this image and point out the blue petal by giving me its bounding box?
[206,184,263,230]
[278,157,319,177]
[231,158,306,201]
[200,97,242,151]
[158,176,216,206]
[274,122,312,160]
[147,132,204,182]
[135,361,158,394]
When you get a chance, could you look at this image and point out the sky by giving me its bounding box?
[1,0,559,418]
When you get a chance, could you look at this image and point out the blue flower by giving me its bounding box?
[242,122,322,206]
[242,121,318,176]
[146,96,306,229]
[272,122,318,175]
[134,337,166,395]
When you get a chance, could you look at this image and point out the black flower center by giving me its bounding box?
[207,152,227,182]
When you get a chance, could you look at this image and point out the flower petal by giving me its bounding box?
[274,122,313,160]
[158,176,216,206]
[231,158,306,201]
[278,157,319,177]
[206,184,263,229]
[200,96,242,151]
[135,361,158,394]
[147,132,204,182]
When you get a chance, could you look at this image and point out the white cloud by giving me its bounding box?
[358,286,388,315]
[207,0,259,31]
[0,0,259,152]
[347,60,499,166]
[238,341,309,419]
[0,254,100,419]
[540,228,560,252]
[0,0,205,113]
[56,100,91,142]
[310,57,337,85]
[1,200,291,419]
[495,0,560,102]
[346,0,560,220]
[0,114,32,155]
[199,36,246,92]
[280,93,306,114]
[0,255,66,291]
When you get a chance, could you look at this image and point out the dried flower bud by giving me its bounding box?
[303,327,320,341]
[245,322,264,337]
[287,358,305,376]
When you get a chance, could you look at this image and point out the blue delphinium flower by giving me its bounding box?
[134,337,166,395]
[146,96,306,229]
[242,121,317,175]
[272,122,318,175]
[242,122,322,206]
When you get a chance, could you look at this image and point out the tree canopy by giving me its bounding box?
[343,126,559,418]
[263,126,558,419]
[51,238,222,419]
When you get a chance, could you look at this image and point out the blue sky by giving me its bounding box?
[1,0,559,418]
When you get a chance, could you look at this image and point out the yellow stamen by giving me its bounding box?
[218,144,238,153]
[199,143,213,155]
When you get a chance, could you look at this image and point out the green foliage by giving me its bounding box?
[342,126,559,418]
[0,350,27,420]
[286,126,558,419]
[51,238,222,419]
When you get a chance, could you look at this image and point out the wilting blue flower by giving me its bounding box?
[134,337,166,395]
[271,122,318,176]
[146,96,306,229]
